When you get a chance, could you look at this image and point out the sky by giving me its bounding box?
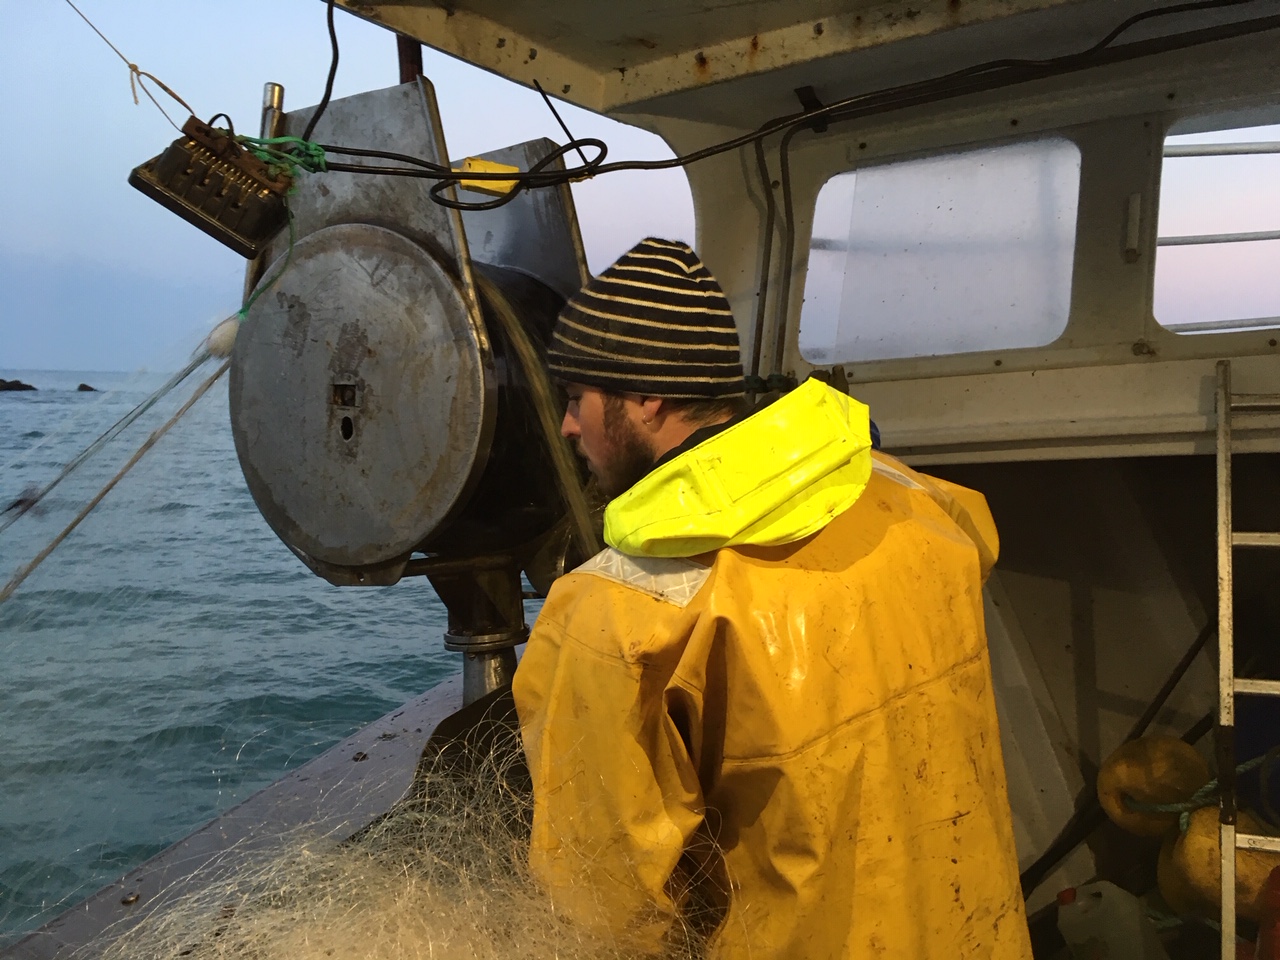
[0,0,695,372]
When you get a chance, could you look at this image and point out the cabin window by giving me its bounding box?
[1155,121,1280,335]
[798,137,1080,364]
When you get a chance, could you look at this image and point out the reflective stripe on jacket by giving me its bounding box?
[513,380,1031,958]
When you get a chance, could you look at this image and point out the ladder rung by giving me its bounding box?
[1231,394,1280,413]
[1235,678,1280,696]
[1237,833,1280,853]
[1232,532,1280,548]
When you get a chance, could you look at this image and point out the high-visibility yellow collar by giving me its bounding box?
[604,379,874,558]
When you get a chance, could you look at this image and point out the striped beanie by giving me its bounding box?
[546,237,745,399]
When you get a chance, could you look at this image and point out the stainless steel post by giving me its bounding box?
[243,83,286,302]
[261,82,285,139]
[431,564,529,706]
[463,649,518,705]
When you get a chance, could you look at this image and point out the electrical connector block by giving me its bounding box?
[129,117,292,259]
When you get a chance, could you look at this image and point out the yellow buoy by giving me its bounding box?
[1158,807,1280,922]
[1096,736,1211,837]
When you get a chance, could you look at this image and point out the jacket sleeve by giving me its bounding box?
[512,571,706,950]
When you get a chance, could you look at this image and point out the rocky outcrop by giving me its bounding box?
[77,383,97,392]
[0,378,36,391]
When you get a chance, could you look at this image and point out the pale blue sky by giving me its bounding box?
[0,1,695,371]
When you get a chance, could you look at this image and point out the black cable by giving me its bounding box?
[533,79,592,169]
[749,132,777,381]
[429,140,608,210]
[321,143,453,173]
[319,138,608,189]
[1079,0,1259,57]
[207,112,235,138]
[300,0,340,144]
[288,0,1277,213]
[771,122,803,377]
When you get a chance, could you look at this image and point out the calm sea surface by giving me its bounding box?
[0,368,459,945]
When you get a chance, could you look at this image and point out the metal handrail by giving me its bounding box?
[1159,143,1280,246]
[1163,315,1280,334]
[1164,141,1280,157]
[1158,229,1280,246]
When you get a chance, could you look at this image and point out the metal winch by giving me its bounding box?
[228,80,599,702]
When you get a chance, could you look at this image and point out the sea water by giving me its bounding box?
[0,369,459,945]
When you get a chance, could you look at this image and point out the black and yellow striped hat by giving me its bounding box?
[546,237,745,399]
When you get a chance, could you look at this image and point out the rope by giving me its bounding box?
[61,0,195,131]
[0,353,210,538]
[236,136,329,176]
[238,207,297,321]
[1124,753,1272,832]
[0,360,230,607]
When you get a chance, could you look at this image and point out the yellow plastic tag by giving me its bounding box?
[454,157,520,197]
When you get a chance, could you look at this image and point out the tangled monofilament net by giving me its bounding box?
[94,714,705,960]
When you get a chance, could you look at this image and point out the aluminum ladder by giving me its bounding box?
[1216,359,1280,957]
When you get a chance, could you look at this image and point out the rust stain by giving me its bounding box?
[1132,339,1157,357]
[694,50,709,76]
[278,292,311,360]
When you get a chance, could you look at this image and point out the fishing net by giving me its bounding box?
[92,710,705,960]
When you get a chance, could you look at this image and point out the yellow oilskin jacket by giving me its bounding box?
[513,379,1031,958]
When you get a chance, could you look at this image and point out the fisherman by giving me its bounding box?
[512,237,1032,958]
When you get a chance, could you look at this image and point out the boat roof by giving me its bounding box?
[337,0,1277,128]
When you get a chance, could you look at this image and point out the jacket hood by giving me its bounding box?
[604,378,874,558]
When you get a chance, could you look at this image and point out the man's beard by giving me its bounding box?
[595,394,658,499]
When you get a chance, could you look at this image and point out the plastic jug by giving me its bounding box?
[1056,880,1171,960]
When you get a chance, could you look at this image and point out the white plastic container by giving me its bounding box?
[1056,880,1171,960]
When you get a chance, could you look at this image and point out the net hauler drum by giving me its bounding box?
[229,79,591,587]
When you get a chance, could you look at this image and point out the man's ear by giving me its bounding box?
[638,395,665,427]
